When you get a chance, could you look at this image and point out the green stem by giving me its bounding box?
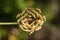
[0,22,17,25]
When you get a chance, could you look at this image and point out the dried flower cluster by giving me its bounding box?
[16,8,46,34]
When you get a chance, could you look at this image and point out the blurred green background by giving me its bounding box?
[0,0,60,40]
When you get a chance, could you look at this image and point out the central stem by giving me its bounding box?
[0,22,17,25]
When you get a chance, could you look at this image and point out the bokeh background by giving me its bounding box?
[0,0,60,40]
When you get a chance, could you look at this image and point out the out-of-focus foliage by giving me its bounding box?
[0,0,59,40]
[17,30,29,40]
[0,27,7,37]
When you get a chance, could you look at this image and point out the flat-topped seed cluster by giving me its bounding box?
[16,8,46,34]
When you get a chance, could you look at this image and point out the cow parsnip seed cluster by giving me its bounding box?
[16,8,46,35]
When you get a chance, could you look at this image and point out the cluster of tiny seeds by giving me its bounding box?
[16,8,46,35]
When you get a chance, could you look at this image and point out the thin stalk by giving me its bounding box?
[0,22,17,25]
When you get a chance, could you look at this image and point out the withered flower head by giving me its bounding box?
[16,8,46,35]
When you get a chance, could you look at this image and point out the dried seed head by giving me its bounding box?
[16,8,46,35]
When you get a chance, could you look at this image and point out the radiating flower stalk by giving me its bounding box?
[16,8,46,35]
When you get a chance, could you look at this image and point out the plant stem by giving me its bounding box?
[0,22,17,25]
